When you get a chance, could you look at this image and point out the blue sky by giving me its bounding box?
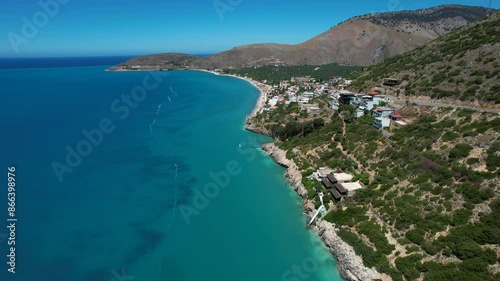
[0,0,497,57]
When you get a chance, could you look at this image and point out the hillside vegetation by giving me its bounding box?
[357,4,493,32]
[252,101,500,280]
[350,11,500,104]
[223,64,361,84]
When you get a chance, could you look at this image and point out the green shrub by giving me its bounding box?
[441,131,459,142]
[406,228,426,245]
[449,143,473,159]
[358,221,395,255]
[395,254,422,280]
[324,207,367,227]
[466,158,479,165]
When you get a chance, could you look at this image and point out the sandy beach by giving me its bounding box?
[193,69,270,120]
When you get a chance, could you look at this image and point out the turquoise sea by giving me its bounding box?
[0,59,344,281]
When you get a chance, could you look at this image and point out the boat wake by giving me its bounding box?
[171,162,179,220]
[149,103,164,139]
[150,87,179,140]
[156,154,180,281]
[170,87,178,96]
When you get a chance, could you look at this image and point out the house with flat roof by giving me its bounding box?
[307,106,320,114]
[337,181,363,196]
[383,78,401,86]
[373,117,390,130]
[316,167,334,179]
[298,98,310,104]
[302,92,315,98]
[339,92,356,105]
[362,96,386,110]
[373,107,395,117]
[332,173,354,183]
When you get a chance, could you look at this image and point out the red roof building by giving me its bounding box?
[390,113,402,121]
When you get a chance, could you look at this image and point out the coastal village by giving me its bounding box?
[258,75,407,132]
[246,74,408,212]
[242,70,500,281]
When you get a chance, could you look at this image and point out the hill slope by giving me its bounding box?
[108,5,494,70]
[350,11,500,105]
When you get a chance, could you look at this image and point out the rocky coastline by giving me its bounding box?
[258,138,388,281]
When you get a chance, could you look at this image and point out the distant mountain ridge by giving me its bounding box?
[355,4,493,27]
[108,5,495,70]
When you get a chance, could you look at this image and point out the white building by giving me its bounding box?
[302,92,315,98]
[362,96,386,110]
[332,173,354,182]
[355,109,365,118]
[307,106,321,114]
[373,107,395,117]
[316,167,335,179]
[373,117,391,130]
[269,96,280,106]
[337,181,363,196]
[298,97,310,103]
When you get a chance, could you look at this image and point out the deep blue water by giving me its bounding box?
[0,58,343,281]
[0,56,135,69]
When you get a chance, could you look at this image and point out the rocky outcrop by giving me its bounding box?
[261,143,308,198]
[259,142,390,281]
[244,122,268,136]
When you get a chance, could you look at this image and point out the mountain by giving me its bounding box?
[349,11,500,105]
[108,5,494,70]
